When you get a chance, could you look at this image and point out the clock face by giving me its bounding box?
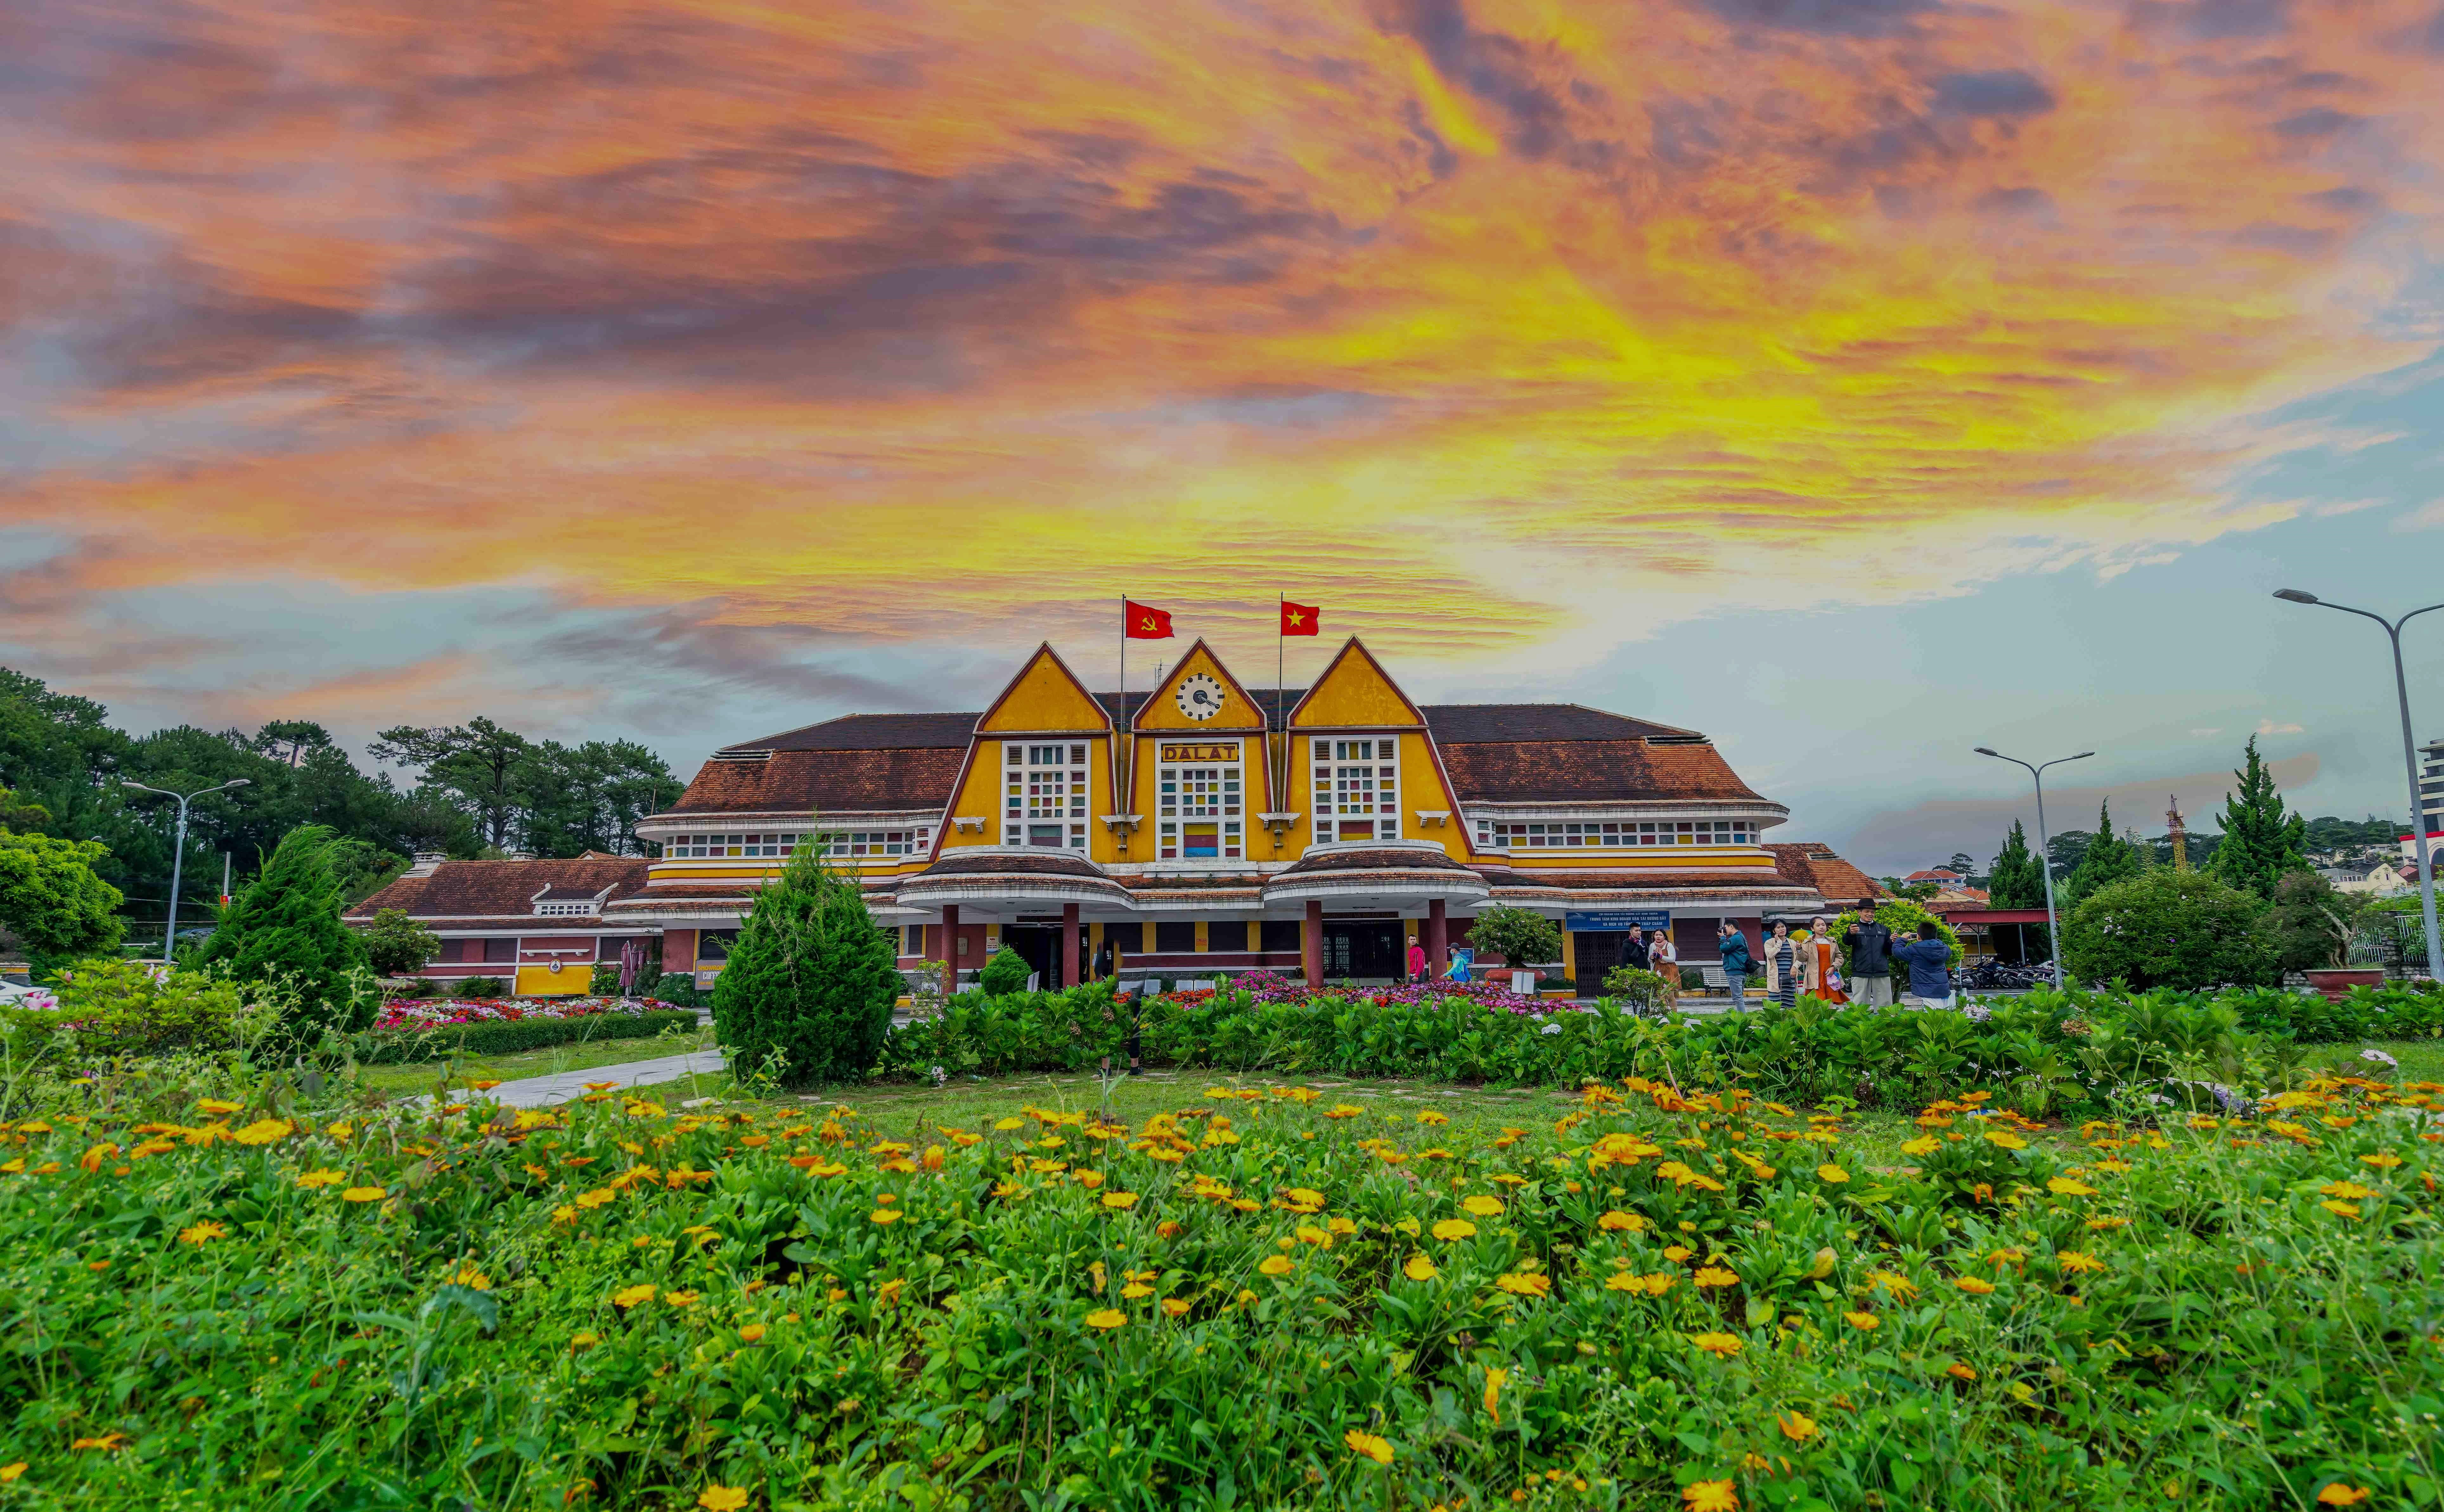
[1175,672,1227,722]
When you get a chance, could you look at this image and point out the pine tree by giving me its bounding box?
[2064,799,2139,906]
[711,841,903,1086]
[195,824,374,1043]
[1988,819,2046,908]
[2208,735,2311,901]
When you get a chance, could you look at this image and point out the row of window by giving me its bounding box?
[434,935,648,964]
[1008,745,1090,847]
[1476,819,1755,849]
[897,921,1308,956]
[1315,739,1399,846]
[663,830,934,859]
[535,901,595,916]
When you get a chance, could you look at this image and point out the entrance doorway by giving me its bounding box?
[1571,931,1627,999]
[1321,920,1403,982]
[999,926,1068,990]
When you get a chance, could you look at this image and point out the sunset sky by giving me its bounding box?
[6,0,2444,871]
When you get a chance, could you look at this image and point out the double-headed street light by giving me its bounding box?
[2273,589,2444,982]
[120,778,249,962]
[1974,747,2094,990]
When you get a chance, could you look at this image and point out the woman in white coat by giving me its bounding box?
[1762,920,1802,1008]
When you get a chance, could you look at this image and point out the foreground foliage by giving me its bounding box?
[4,1063,2440,1510]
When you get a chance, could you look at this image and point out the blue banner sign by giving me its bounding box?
[1565,909,1671,932]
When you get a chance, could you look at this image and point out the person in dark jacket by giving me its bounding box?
[1622,927,1650,973]
[1891,922,1956,1009]
[1843,912,1897,1008]
[1716,921,1754,1004]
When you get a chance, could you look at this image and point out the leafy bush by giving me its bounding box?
[193,825,376,1046]
[353,1008,697,1064]
[880,983,1129,1076]
[2263,871,2365,974]
[1601,964,1670,1012]
[1679,966,1707,991]
[1465,903,1560,966]
[709,847,900,1086]
[589,962,623,995]
[642,971,702,1009]
[2,958,258,1058]
[8,1072,2439,1507]
[358,907,441,976]
[0,828,124,968]
[977,944,1032,997]
[2063,869,2276,990]
[454,976,507,998]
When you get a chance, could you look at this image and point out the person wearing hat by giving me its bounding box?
[1843,909,1896,1007]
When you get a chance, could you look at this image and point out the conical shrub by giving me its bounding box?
[711,841,902,1085]
[196,824,375,1046]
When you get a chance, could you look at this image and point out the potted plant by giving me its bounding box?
[2269,874,2381,999]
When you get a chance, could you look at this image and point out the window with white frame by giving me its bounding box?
[534,900,595,916]
[822,829,932,859]
[665,831,811,858]
[1006,742,1089,850]
[1156,741,1243,860]
[1472,818,1754,850]
[1313,738,1398,845]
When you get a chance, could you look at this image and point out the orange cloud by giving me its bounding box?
[4,0,2441,681]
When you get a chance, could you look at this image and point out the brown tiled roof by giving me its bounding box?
[722,712,978,753]
[1423,704,1701,743]
[1437,739,1764,804]
[1279,846,1475,877]
[350,858,650,921]
[1767,844,1884,906]
[668,746,964,816]
[918,852,1107,879]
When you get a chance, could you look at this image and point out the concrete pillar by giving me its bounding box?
[1062,903,1081,990]
[942,904,959,993]
[1304,899,1324,988]
[1427,897,1448,976]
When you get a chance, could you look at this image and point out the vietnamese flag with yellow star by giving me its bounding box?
[1280,600,1320,636]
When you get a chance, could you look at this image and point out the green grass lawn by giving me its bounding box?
[351,1022,715,1097]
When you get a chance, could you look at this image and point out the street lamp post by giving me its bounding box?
[120,778,250,962]
[2273,589,2444,981]
[1974,747,2094,990]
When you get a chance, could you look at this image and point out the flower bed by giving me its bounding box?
[374,996,659,1032]
[358,999,699,1064]
[4,1073,2434,1507]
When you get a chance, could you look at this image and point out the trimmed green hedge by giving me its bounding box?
[353,1009,698,1064]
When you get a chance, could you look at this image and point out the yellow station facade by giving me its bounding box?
[588,637,1880,993]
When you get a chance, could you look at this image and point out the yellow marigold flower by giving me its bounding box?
[1683,1479,1739,1512]
[1160,1297,1191,1317]
[1324,1105,1367,1119]
[1102,1191,1139,1209]
[1085,1308,1127,1329]
[70,1433,127,1452]
[1900,1135,1940,1157]
[1417,1110,1449,1125]
[1777,1410,1818,1442]
[1817,1163,1849,1184]
[612,1284,656,1309]
[2320,1200,2363,1220]
[296,1169,345,1188]
[1257,1254,1295,1276]
[1693,1267,1739,1289]
[1483,1365,1507,1421]
[1284,1188,1325,1210]
[1431,1219,1477,1241]
[1603,1271,1640,1292]
[1461,1195,1505,1217]
[575,1188,616,1210]
[2361,1152,2403,1170]
[1495,1272,1551,1299]
[1868,1269,1918,1298]
[739,1324,768,1344]
[1947,1363,1978,1381]
[1983,1131,2029,1150]
[1120,1282,1154,1300]
[2317,1485,2372,1506]
[1597,1210,1642,1232]
[698,1487,750,1511]
[1072,1169,1105,1189]
[1343,1428,1394,1465]
[0,1463,24,1482]
[453,1263,491,1291]
[1843,1311,1879,1330]
[1490,1172,1529,1187]
[551,1204,577,1224]
[665,1290,702,1307]
[231,1118,293,1146]
[341,1186,387,1204]
[2057,1251,2105,1274]
[2086,1216,2129,1231]
[870,1209,901,1225]
[1954,1276,1997,1295]
[2046,1176,2098,1197]
[1664,1244,1693,1262]
[993,1116,1026,1131]
[1690,1332,1742,1358]
[177,1221,227,1245]
[2321,1180,2376,1200]
[195,1099,243,1115]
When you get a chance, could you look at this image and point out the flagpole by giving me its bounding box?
[1117,595,1128,832]
[1276,595,1288,813]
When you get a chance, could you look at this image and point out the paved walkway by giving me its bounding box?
[442,1049,730,1110]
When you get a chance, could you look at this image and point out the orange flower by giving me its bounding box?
[1343,1428,1394,1464]
[1693,1267,1739,1289]
[1483,1366,1507,1423]
[1947,1363,1978,1381]
[1954,1277,1997,1295]
[739,1324,768,1344]
[1843,1311,1879,1331]
[1776,1410,1818,1443]
[1257,1255,1295,1277]
[1682,1479,1738,1512]
[1101,1191,1139,1209]
[1597,1210,1643,1231]
[1690,1332,1742,1359]
[177,1221,227,1246]
[1161,1297,1192,1317]
[2317,1485,2372,1506]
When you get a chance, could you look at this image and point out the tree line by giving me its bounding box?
[0,666,679,941]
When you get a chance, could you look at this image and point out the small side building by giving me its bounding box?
[349,853,654,995]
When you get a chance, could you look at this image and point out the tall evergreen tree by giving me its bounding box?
[2208,735,2311,901]
[1988,819,2046,908]
[195,824,375,1044]
[710,840,902,1086]
[2064,799,2139,905]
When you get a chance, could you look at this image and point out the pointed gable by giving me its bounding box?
[1132,639,1267,731]
[1288,637,1425,729]
[976,643,1112,734]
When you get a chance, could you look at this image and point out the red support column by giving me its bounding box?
[1303,899,1324,989]
[1062,903,1081,991]
[941,904,960,994]
[1427,897,1448,977]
